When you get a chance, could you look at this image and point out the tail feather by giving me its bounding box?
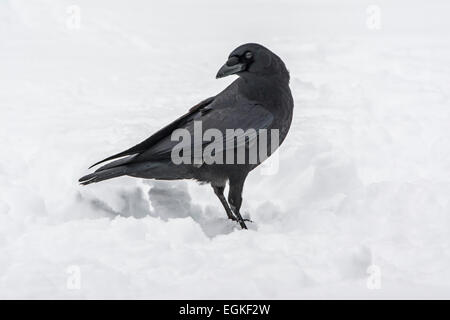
[94,154,137,172]
[79,166,128,185]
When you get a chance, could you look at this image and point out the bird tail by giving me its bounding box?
[78,166,128,185]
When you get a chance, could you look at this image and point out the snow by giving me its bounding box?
[1,0,450,299]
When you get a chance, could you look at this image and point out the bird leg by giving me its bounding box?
[228,177,249,230]
[230,205,248,229]
[212,185,252,226]
[212,185,236,221]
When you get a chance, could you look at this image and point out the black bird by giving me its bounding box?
[79,43,293,229]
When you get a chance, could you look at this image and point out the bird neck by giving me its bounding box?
[237,75,289,102]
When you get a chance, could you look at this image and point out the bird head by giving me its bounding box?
[216,43,289,81]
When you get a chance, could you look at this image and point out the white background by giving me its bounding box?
[1,0,450,298]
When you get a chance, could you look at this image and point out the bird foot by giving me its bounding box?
[227,215,253,223]
[227,215,253,229]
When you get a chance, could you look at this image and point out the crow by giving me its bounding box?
[79,43,293,229]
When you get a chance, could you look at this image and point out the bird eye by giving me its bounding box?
[245,51,253,59]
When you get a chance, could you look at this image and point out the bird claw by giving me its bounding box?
[228,215,253,224]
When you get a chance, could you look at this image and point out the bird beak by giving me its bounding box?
[216,56,246,79]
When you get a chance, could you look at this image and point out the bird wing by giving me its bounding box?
[88,96,215,169]
[131,99,274,163]
[89,91,274,171]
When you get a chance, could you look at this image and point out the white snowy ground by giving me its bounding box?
[1,0,450,299]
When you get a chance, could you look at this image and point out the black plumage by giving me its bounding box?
[79,43,294,229]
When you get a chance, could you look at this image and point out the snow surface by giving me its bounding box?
[1,0,450,299]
